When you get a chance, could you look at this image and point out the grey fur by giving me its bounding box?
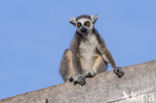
[60,14,124,86]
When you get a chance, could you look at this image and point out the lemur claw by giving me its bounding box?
[85,69,96,78]
[114,66,124,78]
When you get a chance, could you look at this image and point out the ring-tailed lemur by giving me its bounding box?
[60,14,124,86]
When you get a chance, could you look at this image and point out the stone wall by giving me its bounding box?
[1,60,156,103]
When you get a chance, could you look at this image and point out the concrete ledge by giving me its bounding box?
[1,60,156,103]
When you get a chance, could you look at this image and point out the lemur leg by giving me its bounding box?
[85,55,103,78]
[98,46,124,78]
[59,49,86,86]
[60,49,75,81]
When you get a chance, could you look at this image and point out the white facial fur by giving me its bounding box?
[76,18,94,34]
[69,15,98,35]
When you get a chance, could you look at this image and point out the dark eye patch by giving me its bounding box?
[77,22,82,28]
[84,21,90,27]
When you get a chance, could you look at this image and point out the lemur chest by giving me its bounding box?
[79,34,99,70]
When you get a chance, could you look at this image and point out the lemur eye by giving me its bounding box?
[84,21,90,27]
[77,22,82,28]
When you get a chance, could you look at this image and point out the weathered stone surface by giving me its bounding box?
[1,60,156,103]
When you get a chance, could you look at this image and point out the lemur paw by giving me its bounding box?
[68,75,86,86]
[73,75,86,86]
[114,66,124,78]
[85,69,97,78]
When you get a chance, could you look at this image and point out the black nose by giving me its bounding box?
[81,27,87,33]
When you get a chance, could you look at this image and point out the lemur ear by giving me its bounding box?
[91,15,98,24]
[69,18,76,26]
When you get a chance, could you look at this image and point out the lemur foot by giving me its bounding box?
[68,75,86,86]
[68,76,74,82]
[114,66,124,78]
[85,69,97,78]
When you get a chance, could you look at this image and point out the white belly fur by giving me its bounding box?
[79,33,99,73]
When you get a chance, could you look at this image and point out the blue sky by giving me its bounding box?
[0,0,156,99]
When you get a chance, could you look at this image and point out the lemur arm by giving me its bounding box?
[85,54,105,78]
[92,55,104,71]
[97,44,124,78]
[97,45,116,68]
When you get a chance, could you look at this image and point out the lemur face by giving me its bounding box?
[76,18,93,34]
[69,15,98,35]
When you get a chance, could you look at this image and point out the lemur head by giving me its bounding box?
[69,14,98,35]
